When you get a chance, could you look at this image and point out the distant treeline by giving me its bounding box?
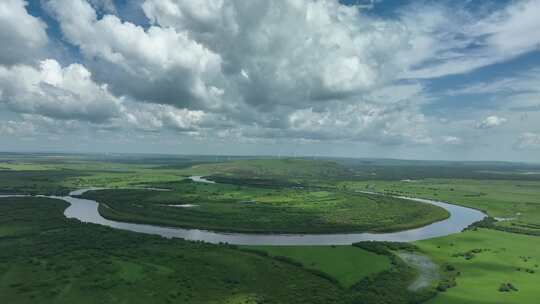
[347,165,540,181]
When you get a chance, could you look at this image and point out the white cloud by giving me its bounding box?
[141,0,413,106]
[45,0,224,110]
[442,136,463,145]
[45,0,420,113]
[118,103,206,132]
[0,58,212,135]
[0,120,35,136]
[476,115,508,129]
[0,59,122,122]
[446,67,540,96]
[403,0,540,79]
[0,0,48,65]
[21,0,539,156]
[41,0,437,146]
[284,103,431,144]
[477,0,540,55]
[365,83,426,105]
[515,132,540,150]
[443,67,540,112]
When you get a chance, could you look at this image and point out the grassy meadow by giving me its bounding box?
[417,229,540,304]
[178,158,353,183]
[243,245,391,287]
[337,179,540,230]
[81,183,449,234]
[2,154,540,303]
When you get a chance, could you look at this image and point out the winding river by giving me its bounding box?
[1,177,486,245]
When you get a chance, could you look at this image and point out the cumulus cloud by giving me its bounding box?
[0,59,123,122]
[41,0,438,146]
[0,0,48,65]
[118,103,207,132]
[44,0,224,110]
[141,0,412,106]
[515,132,540,150]
[5,0,532,156]
[45,0,419,111]
[0,58,212,135]
[264,102,431,144]
[0,120,35,136]
[475,115,508,129]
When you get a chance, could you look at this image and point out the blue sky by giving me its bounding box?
[1,0,540,161]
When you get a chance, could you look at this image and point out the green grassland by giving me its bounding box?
[337,179,540,231]
[178,158,353,183]
[81,182,449,234]
[244,229,540,304]
[1,156,450,234]
[416,229,540,304]
[242,246,391,287]
[0,197,343,304]
[0,196,436,304]
[0,157,185,195]
[241,243,439,304]
[3,154,540,303]
[180,158,540,182]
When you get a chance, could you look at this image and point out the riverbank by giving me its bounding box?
[75,175,457,236]
[0,187,471,245]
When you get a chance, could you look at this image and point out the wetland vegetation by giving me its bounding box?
[1,153,540,303]
[80,184,449,234]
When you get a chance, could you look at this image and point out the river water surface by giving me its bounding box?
[2,177,486,245]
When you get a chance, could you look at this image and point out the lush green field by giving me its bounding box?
[178,158,353,183]
[0,196,343,304]
[0,196,435,304]
[81,182,449,234]
[243,246,391,287]
[3,154,540,303]
[417,229,540,304]
[337,179,540,231]
[0,156,186,195]
[1,155,450,234]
